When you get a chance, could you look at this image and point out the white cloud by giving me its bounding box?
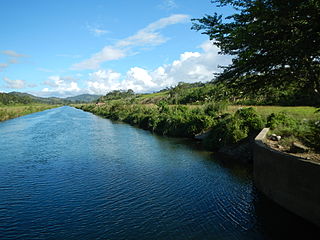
[0,63,9,71]
[123,67,157,92]
[86,24,109,36]
[0,50,27,71]
[72,46,126,70]
[84,41,231,94]
[117,14,188,48]
[159,0,178,10]
[2,50,27,58]
[72,14,189,70]
[38,41,230,96]
[92,28,108,36]
[40,75,81,97]
[87,69,122,94]
[2,77,34,89]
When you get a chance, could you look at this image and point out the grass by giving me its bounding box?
[227,105,318,121]
[80,101,318,121]
[0,104,59,122]
[137,91,169,99]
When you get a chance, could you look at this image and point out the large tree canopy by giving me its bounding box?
[192,0,320,103]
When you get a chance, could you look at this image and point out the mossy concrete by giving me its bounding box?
[254,128,320,227]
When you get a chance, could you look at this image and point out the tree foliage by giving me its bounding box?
[192,0,320,104]
[98,89,135,102]
[0,93,33,105]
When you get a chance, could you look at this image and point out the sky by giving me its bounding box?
[0,0,232,97]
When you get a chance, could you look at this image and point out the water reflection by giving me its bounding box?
[0,106,318,240]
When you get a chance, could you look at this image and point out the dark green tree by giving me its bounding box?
[192,0,320,105]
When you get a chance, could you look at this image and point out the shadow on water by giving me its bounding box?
[129,124,320,238]
[252,188,320,239]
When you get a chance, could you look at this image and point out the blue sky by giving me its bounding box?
[0,0,232,97]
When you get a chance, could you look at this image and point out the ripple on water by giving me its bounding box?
[0,106,319,240]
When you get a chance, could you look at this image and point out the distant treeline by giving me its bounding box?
[0,92,101,105]
[0,92,33,105]
[96,81,320,107]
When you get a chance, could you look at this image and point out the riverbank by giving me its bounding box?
[0,104,60,122]
[75,103,320,161]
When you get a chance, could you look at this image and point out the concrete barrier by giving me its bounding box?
[254,128,320,227]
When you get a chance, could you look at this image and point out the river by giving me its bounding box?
[0,106,318,240]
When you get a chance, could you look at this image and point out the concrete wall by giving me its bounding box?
[254,128,320,227]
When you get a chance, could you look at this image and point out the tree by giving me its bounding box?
[192,0,320,104]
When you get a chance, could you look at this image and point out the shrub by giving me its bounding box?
[204,108,264,150]
[266,112,298,130]
[235,107,264,134]
[313,120,320,151]
[204,101,229,117]
[304,120,320,152]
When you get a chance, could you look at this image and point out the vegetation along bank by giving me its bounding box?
[75,89,320,162]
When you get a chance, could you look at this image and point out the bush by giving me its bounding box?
[266,112,298,130]
[313,121,320,151]
[204,108,264,150]
[204,101,229,117]
[234,107,264,134]
[304,120,320,152]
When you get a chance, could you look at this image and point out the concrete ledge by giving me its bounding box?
[254,128,320,227]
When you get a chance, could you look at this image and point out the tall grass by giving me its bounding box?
[0,104,59,121]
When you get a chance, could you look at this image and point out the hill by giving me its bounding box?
[8,92,68,104]
[0,92,33,105]
[65,94,101,103]
[5,92,101,105]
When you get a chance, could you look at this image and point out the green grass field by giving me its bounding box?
[137,91,169,99]
[0,104,59,122]
[228,105,318,120]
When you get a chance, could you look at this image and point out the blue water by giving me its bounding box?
[0,106,318,240]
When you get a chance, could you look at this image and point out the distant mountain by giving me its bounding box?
[0,92,34,105]
[5,92,102,105]
[8,92,68,104]
[64,94,101,103]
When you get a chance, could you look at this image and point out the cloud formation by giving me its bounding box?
[3,77,35,89]
[40,75,81,97]
[86,24,109,36]
[39,41,230,97]
[72,14,189,70]
[85,41,231,94]
[0,50,28,71]
[0,63,9,72]
[2,50,27,58]
[159,0,178,10]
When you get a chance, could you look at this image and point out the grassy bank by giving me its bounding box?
[75,102,320,157]
[228,106,318,121]
[0,104,59,122]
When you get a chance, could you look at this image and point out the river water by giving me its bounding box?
[0,106,318,240]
